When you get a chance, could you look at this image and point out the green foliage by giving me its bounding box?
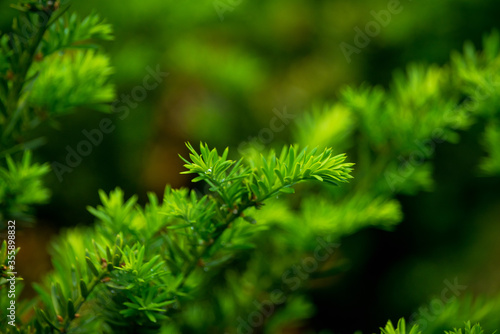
[416,295,500,334]
[378,319,493,334]
[28,230,125,333]
[181,142,353,204]
[444,322,489,334]
[1,2,500,334]
[288,30,500,333]
[28,50,114,113]
[0,239,21,287]
[0,1,115,223]
[0,151,50,226]
[301,194,402,237]
[41,12,113,56]
[290,32,500,245]
[1,142,351,333]
[479,122,500,175]
[451,31,500,177]
[0,4,116,330]
[380,319,421,334]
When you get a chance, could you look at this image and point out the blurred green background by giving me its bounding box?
[2,0,500,332]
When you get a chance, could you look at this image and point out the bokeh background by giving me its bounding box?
[1,0,500,332]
